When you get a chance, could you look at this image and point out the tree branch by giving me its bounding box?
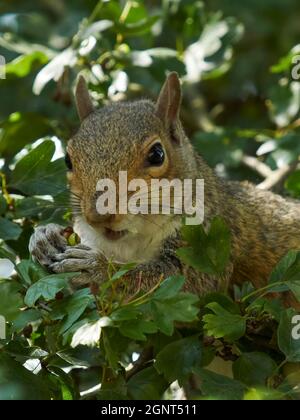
[257,165,290,190]
[125,347,153,380]
[242,154,298,191]
[241,155,273,179]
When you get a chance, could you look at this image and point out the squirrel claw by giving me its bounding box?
[54,246,94,261]
[49,245,104,273]
[50,257,99,273]
[29,223,67,266]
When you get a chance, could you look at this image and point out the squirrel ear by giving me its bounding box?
[75,76,95,122]
[155,72,182,127]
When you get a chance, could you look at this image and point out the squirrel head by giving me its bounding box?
[67,73,197,247]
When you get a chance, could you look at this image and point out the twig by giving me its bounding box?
[257,163,296,190]
[38,302,52,312]
[0,172,14,205]
[126,347,153,380]
[242,154,298,191]
[241,155,273,179]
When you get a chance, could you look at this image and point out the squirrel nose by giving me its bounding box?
[86,212,113,226]
[85,192,114,226]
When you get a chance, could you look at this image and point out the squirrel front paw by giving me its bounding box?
[29,223,67,266]
[50,245,100,272]
[49,245,108,284]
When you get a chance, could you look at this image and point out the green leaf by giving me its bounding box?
[269,250,299,284]
[14,197,56,219]
[52,289,94,334]
[127,366,168,400]
[119,319,157,341]
[244,387,285,401]
[207,217,231,270]
[177,217,231,275]
[0,194,6,215]
[152,275,185,300]
[287,279,300,302]
[233,282,255,301]
[53,351,91,368]
[150,293,199,336]
[268,81,300,128]
[233,353,277,387]
[110,306,141,321]
[155,335,202,386]
[47,366,77,400]
[98,375,128,400]
[285,170,300,197]
[0,353,52,400]
[111,263,137,281]
[4,341,48,361]
[24,273,76,307]
[193,130,248,168]
[278,370,300,398]
[0,112,51,160]
[16,259,48,286]
[201,292,240,315]
[0,281,23,321]
[116,16,160,36]
[102,328,130,372]
[5,51,48,78]
[12,309,41,333]
[0,218,22,241]
[268,250,300,301]
[203,302,246,341]
[278,308,300,362]
[194,367,246,400]
[271,44,300,73]
[9,140,66,196]
[0,247,15,262]
[247,297,285,322]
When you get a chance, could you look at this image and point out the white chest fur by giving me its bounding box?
[73,216,180,264]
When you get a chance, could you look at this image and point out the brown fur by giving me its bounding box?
[30,74,300,305]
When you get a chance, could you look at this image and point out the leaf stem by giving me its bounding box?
[72,0,104,47]
[0,172,13,206]
[87,0,104,26]
[117,0,133,44]
[241,281,284,303]
[127,275,164,306]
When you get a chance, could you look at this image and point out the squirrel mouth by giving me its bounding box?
[104,228,128,241]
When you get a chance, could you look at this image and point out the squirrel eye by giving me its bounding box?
[65,153,73,171]
[147,143,165,166]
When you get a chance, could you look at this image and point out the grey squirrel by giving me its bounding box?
[29,73,300,305]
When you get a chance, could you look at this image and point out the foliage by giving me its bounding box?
[1,0,300,400]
